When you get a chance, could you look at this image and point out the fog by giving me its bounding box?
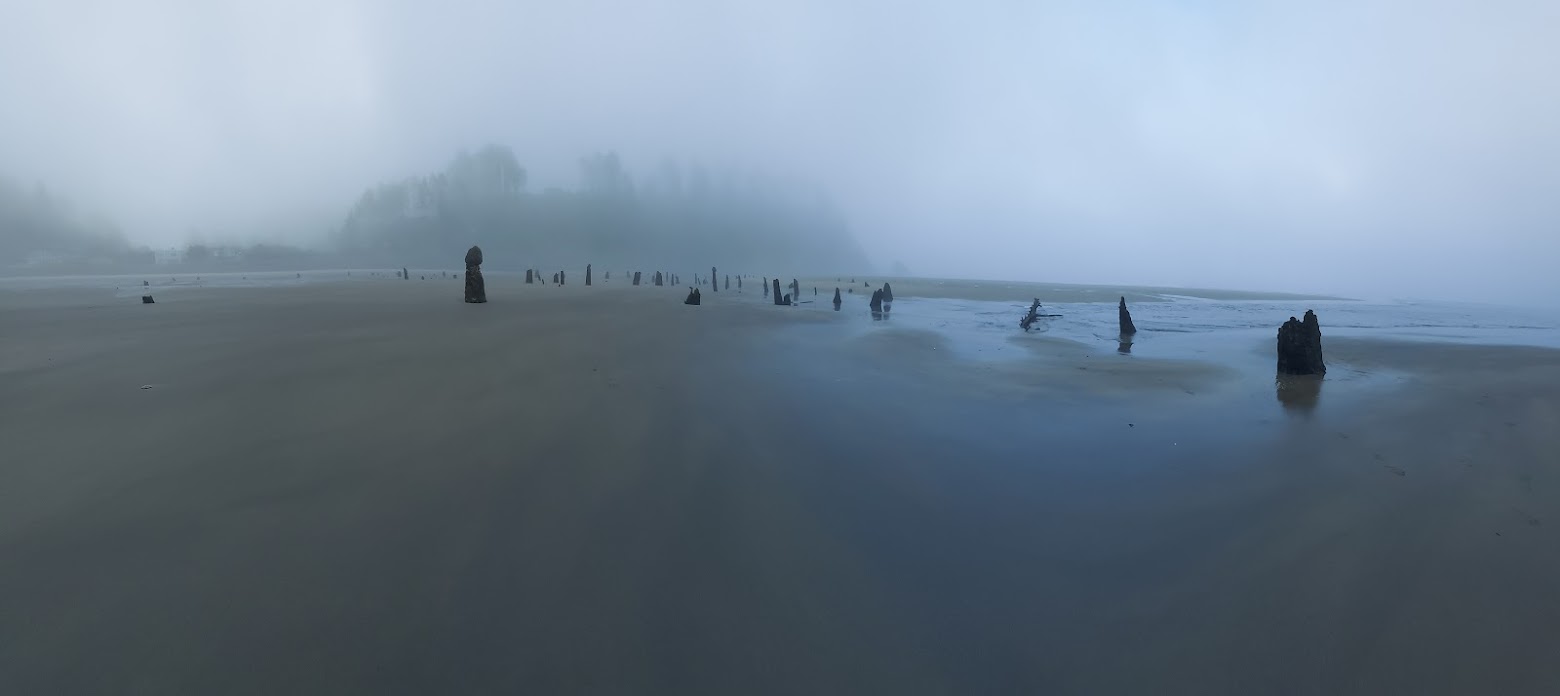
[2,1,1556,301]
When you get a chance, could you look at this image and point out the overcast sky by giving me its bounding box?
[2,0,1556,301]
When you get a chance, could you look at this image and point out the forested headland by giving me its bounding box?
[2,145,869,275]
[334,145,869,273]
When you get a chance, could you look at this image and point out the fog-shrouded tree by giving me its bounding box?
[0,176,132,269]
[333,146,869,274]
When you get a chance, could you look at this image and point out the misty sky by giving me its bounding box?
[3,0,1557,301]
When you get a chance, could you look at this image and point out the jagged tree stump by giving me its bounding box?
[1119,296,1137,335]
[1277,310,1326,375]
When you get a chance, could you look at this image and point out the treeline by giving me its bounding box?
[333,145,869,273]
[0,175,329,273]
[0,177,132,269]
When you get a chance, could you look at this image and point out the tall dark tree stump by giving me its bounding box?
[463,246,487,303]
[1277,310,1326,375]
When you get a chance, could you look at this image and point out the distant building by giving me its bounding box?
[154,247,185,265]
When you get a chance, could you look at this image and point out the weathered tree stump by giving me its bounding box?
[711,266,718,293]
[526,269,533,283]
[772,279,785,306]
[833,288,842,310]
[464,246,487,303]
[586,264,592,286]
[1277,310,1326,375]
[869,289,884,313]
[633,271,642,286]
[1119,296,1137,335]
[685,288,702,305]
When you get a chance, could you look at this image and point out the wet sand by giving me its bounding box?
[2,277,1558,694]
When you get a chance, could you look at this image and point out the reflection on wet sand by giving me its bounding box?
[1275,374,1323,413]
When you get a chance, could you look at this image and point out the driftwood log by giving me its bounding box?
[1018,299,1059,331]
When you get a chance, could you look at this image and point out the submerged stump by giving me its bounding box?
[1019,299,1043,331]
[1119,296,1137,335]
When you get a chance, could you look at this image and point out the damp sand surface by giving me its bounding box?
[3,276,1559,694]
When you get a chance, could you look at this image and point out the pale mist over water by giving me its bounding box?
[2,1,1558,303]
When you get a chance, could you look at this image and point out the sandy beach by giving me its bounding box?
[3,275,1559,694]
